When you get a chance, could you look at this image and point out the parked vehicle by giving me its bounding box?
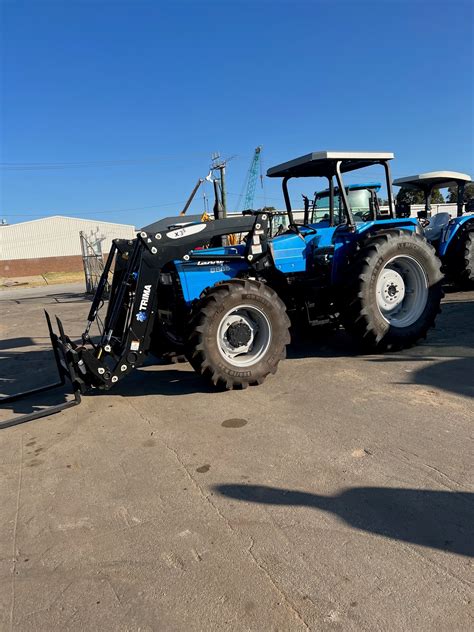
[393,172,473,287]
[1,151,443,427]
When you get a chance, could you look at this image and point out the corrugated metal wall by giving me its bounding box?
[0,216,136,260]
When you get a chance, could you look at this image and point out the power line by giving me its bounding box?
[2,199,190,218]
[1,153,247,171]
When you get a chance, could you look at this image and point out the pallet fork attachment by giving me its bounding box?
[0,312,83,429]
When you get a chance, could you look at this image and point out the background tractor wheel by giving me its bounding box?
[454,229,474,288]
[149,326,187,364]
[342,230,443,351]
[186,279,291,389]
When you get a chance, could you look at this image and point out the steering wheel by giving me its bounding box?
[353,211,373,222]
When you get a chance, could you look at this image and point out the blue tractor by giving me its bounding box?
[393,172,473,287]
[1,151,444,427]
[302,181,386,224]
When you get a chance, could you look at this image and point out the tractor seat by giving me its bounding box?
[424,212,451,241]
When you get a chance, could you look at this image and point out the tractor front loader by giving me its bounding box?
[0,212,271,428]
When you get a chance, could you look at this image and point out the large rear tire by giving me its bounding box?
[453,229,474,288]
[341,230,443,350]
[186,279,291,389]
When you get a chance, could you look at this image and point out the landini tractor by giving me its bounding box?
[1,152,444,428]
[393,172,473,287]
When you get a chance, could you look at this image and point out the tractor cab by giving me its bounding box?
[309,182,382,226]
[393,171,472,245]
[267,151,397,233]
[264,151,423,284]
[393,171,472,220]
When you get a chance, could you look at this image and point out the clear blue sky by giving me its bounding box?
[1,0,473,226]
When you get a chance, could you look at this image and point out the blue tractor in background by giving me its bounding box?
[393,172,473,287]
[271,181,385,234]
[1,151,444,427]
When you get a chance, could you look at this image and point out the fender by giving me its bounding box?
[439,216,474,258]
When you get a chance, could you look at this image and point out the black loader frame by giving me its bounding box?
[0,212,271,428]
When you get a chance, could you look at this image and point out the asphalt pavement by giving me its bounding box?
[0,285,473,631]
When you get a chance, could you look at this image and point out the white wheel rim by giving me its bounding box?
[376,255,428,327]
[217,304,272,367]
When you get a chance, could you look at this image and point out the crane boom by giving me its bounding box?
[241,146,262,210]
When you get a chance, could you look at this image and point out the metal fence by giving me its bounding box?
[79,231,109,295]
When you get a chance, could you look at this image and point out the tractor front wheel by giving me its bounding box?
[342,230,443,350]
[186,279,291,389]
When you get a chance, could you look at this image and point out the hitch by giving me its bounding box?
[0,312,83,429]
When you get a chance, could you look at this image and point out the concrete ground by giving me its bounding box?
[1,274,85,290]
[0,284,473,631]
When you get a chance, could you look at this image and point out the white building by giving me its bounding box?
[0,216,136,277]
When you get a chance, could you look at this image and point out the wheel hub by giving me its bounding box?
[220,313,256,357]
[216,305,272,367]
[375,255,429,328]
[226,321,252,348]
[377,269,405,311]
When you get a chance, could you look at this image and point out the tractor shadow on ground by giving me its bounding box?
[369,356,474,399]
[365,298,474,399]
[287,327,360,359]
[0,351,215,422]
[289,298,474,360]
[0,337,36,351]
[410,357,473,399]
[1,297,472,418]
[103,364,218,398]
[214,483,474,557]
[289,298,474,398]
[0,291,90,306]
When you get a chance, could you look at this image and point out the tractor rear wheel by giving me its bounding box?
[341,230,443,350]
[454,229,474,288]
[149,325,187,364]
[186,279,291,389]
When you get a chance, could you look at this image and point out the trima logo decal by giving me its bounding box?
[139,285,152,311]
[136,312,147,322]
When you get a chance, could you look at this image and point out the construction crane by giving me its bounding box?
[240,146,263,211]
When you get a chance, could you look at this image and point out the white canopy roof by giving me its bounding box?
[267,151,394,178]
[393,171,471,190]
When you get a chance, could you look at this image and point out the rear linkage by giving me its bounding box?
[0,212,272,428]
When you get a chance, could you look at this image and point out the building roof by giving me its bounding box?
[267,151,394,178]
[393,171,472,190]
[1,215,136,261]
[0,215,135,229]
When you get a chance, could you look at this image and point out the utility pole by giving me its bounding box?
[220,164,227,219]
[211,152,229,245]
[211,152,228,219]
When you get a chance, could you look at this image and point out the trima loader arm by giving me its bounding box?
[59,212,272,391]
[0,212,272,427]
